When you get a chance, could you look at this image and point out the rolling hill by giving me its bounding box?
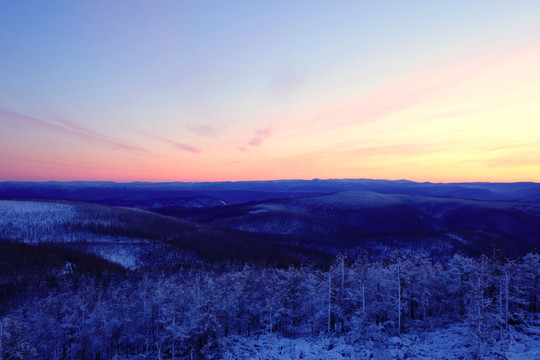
[161,191,540,258]
[1,181,540,269]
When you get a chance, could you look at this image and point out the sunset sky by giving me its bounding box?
[1,1,540,182]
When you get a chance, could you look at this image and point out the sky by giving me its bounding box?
[1,1,540,183]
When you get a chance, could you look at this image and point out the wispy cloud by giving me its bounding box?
[482,152,540,168]
[187,124,218,138]
[483,140,540,153]
[154,135,202,153]
[0,107,146,152]
[171,142,202,153]
[248,127,273,147]
[285,38,540,134]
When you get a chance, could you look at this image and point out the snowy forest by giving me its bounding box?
[2,182,540,359]
[2,248,540,359]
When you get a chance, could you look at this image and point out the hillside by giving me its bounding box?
[0,199,334,268]
[0,199,200,269]
[163,191,540,258]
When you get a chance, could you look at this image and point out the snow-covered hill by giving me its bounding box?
[0,200,195,268]
[0,199,192,243]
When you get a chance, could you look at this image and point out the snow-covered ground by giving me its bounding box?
[85,243,150,269]
[446,232,473,247]
[205,325,540,360]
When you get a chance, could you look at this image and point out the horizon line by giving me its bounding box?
[0,178,538,185]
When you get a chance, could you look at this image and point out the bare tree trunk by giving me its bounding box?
[362,280,365,317]
[172,313,175,359]
[328,270,331,333]
[504,270,509,331]
[498,277,503,340]
[340,255,345,332]
[341,256,345,305]
[397,258,402,336]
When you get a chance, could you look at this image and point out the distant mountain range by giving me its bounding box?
[2,179,540,208]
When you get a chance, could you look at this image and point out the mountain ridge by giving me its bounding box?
[2,179,540,209]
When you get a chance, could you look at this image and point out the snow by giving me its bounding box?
[248,208,270,215]
[446,232,473,246]
[505,325,540,360]
[87,243,149,269]
[0,200,153,268]
[0,200,77,225]
[0,200,149,245]
[0,200,78,242]
[206,325,540,360]
[209,335,363,360]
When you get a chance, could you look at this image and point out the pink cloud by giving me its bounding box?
[154,136,202,153]
[188,124,218,138]
[171,142,201,153]
[248,127,273,147]
[0,107,146,152]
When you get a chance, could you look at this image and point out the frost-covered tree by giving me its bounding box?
[330,254,347,333]
[465,255,494,357]
[446,254,474,317]
[521,253,540,322]
[297,268,327,335]
[351,256,369,320]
